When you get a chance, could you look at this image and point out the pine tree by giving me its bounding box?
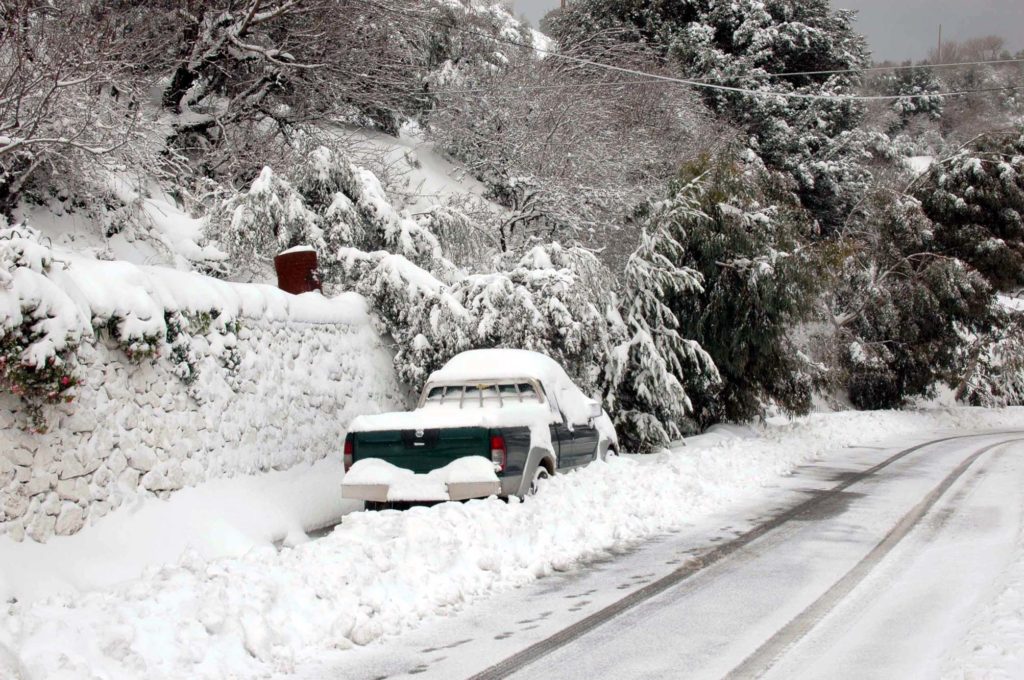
[606,223,720,451]
[915,128,1024,290]
[833,194,993,409]
[651,155,821,425]
[221,167,322,275]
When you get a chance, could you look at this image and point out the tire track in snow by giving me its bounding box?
[469,430,1024,680]
[724,436,1024,680]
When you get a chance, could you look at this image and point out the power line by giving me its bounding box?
[353,0,1022,103]
[765,57,1024,79]
[419,79,1019,99]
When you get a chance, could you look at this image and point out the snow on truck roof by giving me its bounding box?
[427,349,571,385]
[427,349,595,426]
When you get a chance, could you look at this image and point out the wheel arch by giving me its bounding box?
[518,446,557,497]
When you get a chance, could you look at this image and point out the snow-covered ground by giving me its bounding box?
[941,479,1024,680]
[1,407,1021,679]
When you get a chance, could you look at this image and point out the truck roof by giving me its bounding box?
[428,349,593,426]
[428,349,570,386]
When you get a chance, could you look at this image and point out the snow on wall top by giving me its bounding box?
[50,253,369,332]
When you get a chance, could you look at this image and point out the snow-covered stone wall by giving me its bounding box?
[0,237,407,543]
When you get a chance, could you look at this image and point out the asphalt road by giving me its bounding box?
[301,430,1024,680]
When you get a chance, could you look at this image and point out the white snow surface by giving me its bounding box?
[0,460,356,605]
[428,349,598,426]
[19,182,226,270]
[907,155,935,175]
[942,502,1024,679]
[349,403,557,433]
[2,407,1022,680]
[344,457,499,502]
[999,293,1024,313]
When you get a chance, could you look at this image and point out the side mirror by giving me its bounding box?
[587,400,602,420]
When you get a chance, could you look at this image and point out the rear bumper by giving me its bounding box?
[342,480,502,503]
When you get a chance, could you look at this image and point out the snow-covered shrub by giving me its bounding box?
[458,243,615,394]
[339,248,473,390]
[416,204,493,270]
[915,128,1024,290]
[219,167,323,277]
[956,304,1024,407]
[606,223,720,451]
[831,194,993,409]
[339,241,623,402]
[214,144,459,283]
[0,226,84,431]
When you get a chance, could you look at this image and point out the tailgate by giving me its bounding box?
[353,427,490,473]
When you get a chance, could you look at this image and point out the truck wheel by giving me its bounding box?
[528,466,550,496]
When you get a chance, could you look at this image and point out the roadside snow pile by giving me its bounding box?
[0,459,358,604]
[2,408,1022,679]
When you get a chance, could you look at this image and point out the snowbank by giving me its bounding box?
[3,407,1021,679]
[0,459,357,604]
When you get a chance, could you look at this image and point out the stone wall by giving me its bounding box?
[0,311,406,543]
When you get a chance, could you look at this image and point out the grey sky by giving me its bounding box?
[512,0,1024,62]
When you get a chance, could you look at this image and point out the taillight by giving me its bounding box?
[490,434,506,472]
[343,434,354,472]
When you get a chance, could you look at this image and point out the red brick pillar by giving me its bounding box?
[274,247,321,294]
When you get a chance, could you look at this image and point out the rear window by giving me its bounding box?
[423,382,543,407]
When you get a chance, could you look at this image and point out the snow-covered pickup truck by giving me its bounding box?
[342,349,618,506]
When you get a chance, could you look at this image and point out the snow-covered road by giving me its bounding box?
[303,429,1024,680]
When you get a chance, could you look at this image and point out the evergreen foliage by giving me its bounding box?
[221,167,322,276]
[548,0,872,232]
[956,303,1024,407]
[457,244,614,394]
[833,194,993,409]
[878,67,944,132]
[644,155,820,425]
[606,223,720,450]
[915,129,1024,290]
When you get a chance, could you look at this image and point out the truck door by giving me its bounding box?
[551,418,575,471]
[568,419,600,465]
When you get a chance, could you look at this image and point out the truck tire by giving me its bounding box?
[528,466,550,496]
